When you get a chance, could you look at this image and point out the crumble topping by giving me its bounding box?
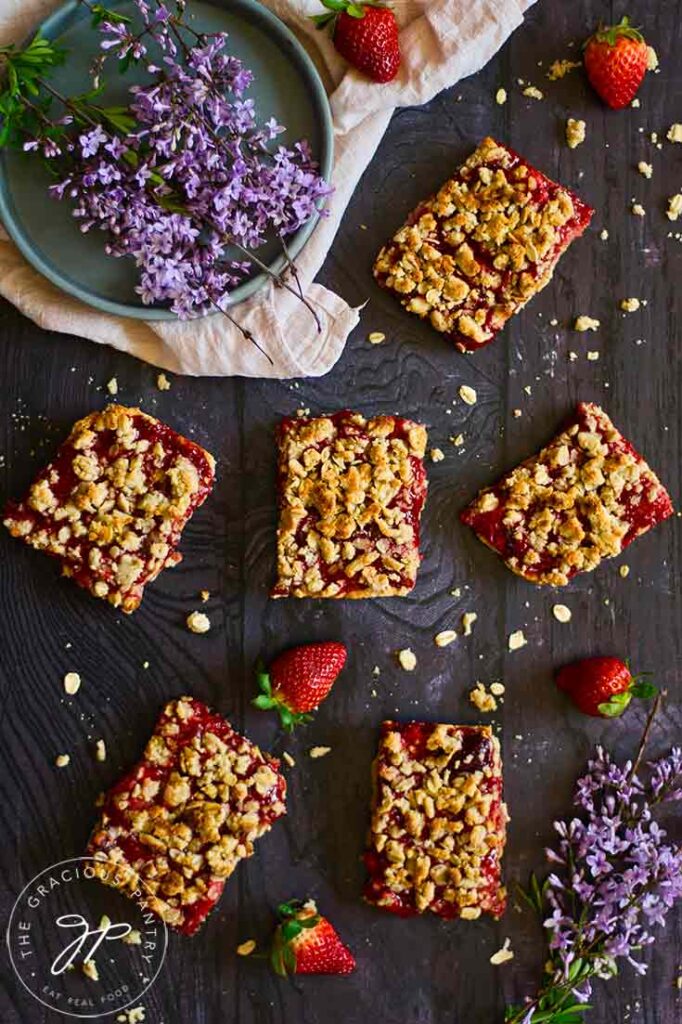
[667,194,682,222]
[430,447,445,462]
[508,630,527,651]
[309,746,332,759]
[565,118,586,149]
[434,629,457,647]
[637,161,653,179]
[87,696,286,935]
[462,611,477,635]
[546,59,580,81]
[398,648,417,671]
[552,604,572,623]
[3,405,215,613]
[82,960,99,981]
[522,85,544,100]
[272,411,428,599]
[64,672,81,695]
[469,682,497,713]
[495,88,507,105]
[631,202,646,217]
[95,739,107,762]
[459,385,477,406]
[237,939,256,956]
[368,331,386,344]
[107,378,119,396]
[667,124,682,143]
[364,722,507,919]
[186,610,211,634]
[574,315,600,332]
[156,373,171,391]
[461,403,673,586]
[55,753,70,768]
[621,297,641,311]
[373,137,593,352]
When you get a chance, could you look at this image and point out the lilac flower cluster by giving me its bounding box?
[29,0,331,319]
[540,745,682,1006]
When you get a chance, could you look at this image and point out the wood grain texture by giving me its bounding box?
[1,1,681,1022]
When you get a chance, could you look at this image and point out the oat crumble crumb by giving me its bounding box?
[434,629,457,648]
[397,648,417,671]
[522,85,544,100]
[552,604,572,623]
[666,194,682,222]
[565,118,586,149]
[451,433,465,447]
[200,589,210,602]
[546,58,580,81]
[95,739,107,762]
[667,124,682,144]
[462,611,477,636]
[489,682,505,697]
[186,610,211,634]
[631,202,646,217]
[122,929,142,945]
[619,564,630,579]
[82,959,99,981]
[600,229,609,240]
[64,672,81,695]
[469,682,497,713]
[646,45,658,71]
[513,409,522,419]
[156,373,171,391]
[236,939,257,956]
[490,937,515,965]
[282,751,296,768]
[106,378,118,396]
[587,351,600,361]
[430,447,445,463]
[459,385,477,406]
[55,753,70,768]
[620,297,641,312]
[508,630,527,652]
[637,161,653,179]
[495,88,507,105]
[368,331,386,344]
[574,315,600,332]
[309,746,331,759]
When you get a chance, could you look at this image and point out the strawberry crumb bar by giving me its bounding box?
[87,696,287,935]
[373,136,593,351]
[3,405,215,612]
[461,402,674,585]
[272,411,428,598]
[364,722,507,919]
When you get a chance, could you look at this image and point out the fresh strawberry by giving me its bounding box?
[555,657,657,718]
[270,900,356,976]
[311,1,401,84]
[252,641,347,730]
[583,16,649,109]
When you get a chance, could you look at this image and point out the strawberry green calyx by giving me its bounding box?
[584,16,645,49]
[270,901,319,977]
[597,673,657,717]
[311,0,387,30]
[252,666,313,731]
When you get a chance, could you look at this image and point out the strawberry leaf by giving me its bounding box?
[598,691,632,717]
[253,694,276,710]
[630,681,657,700]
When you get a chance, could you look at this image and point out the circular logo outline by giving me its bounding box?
[6,856,168,1019]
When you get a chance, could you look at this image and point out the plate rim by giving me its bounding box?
[0,0,334,322]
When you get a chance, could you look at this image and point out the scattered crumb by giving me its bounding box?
[63,672,81,695]
[574,315,600,332]
[122,930,141,946]
[508,630,527,652]
[397,648,417,671]
[568,351,578,361]
[522,85,544,100]
[94,739,106,762]
[156,372,171,391]
[631,97,641,108]
[513,409,522,418]
[646,45,658,71]
[546,58,580,81]
[619,564,630,579]
[434,629,457,648]
[237,940,257,957]
[309,746,331,759]
[667,124,682,144]
[667,194,682,222]
[430,447,445,463]
[282,751,296,768]
[451,433,465,446]
[490,937,515,966]
[106,378,118,396]
[200,589,210,602]
[552,604,572,624]
[490,682,505,697]
[549,317,558,326]
[82,960,99,982]
[469,682,497,713]
[586,351,600,361]
[600,228,609,240]
[367,331,385,345]
[523,385,531,396]
[637,161,653,179]
[620,297,642,313]
[650,131,659,144]
[55,754,70,768]
[116,1009,145,1024]
[495,88,507,105]
[565,118,586,149]
[462,611,477,636]
[459,384,477,406]
[631,202,646,217]
[186,610,211,634]
[142,661,149,669]
[99,915,111,930]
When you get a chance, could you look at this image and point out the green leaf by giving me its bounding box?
[253,695,275,711]
[630,681,657,699]
[598,691,632,717]
[346,4,366,16]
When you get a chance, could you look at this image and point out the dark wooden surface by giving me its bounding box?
[1,1,681,1022]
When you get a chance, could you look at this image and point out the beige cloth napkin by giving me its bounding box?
[0,0,535,377]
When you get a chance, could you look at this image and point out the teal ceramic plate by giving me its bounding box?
[0,0,333,320]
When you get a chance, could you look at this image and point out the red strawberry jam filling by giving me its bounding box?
[364,721,508,920]
[3,405,215,612]
[374,136,593,351]
[273,410,428,599]
[461,402,673,586]
[87,697,286,935]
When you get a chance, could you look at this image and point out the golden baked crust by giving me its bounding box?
[461,402,674,585]
[364,721,507,919]
[3,405,215,612]
[373,136,593,351]
[87,696,286,935]
[272,410,428,599]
